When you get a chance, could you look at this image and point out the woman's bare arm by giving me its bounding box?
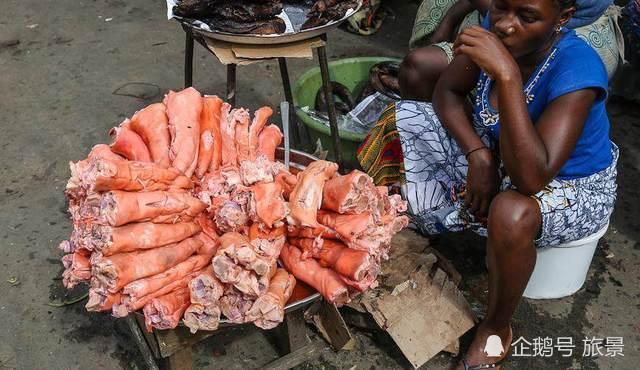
[496,77,597,194]
[434,54,501,217]
[453,26,598,196]
[433,53,484,154]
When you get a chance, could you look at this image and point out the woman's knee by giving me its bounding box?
[399,47,449,100]
[487,191,542,244]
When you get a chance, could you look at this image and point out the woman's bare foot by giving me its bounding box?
[456,323,513,370]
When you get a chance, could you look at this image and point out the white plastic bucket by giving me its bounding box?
[523,223,609,299]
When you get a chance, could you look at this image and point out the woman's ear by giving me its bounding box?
[558,6,575,28]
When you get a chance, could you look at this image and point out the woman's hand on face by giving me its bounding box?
[453,26,519,82]
[465,147,500,220]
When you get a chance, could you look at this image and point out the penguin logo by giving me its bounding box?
[484,335,504,357]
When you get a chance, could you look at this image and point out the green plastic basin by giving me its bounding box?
[293,56,401,169]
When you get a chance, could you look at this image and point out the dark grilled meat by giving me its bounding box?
[205,17,287,34]
[302,0,358,30]
[310,0,339,14]
[214,1,284,23]
[173,0,219,18]
[174,0,283,22]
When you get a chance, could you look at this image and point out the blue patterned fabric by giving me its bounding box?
[395,101,618,247]
[473,28,613,180]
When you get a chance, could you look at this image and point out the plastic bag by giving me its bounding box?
[300,91,397,135]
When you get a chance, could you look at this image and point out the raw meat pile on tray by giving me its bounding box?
[59,87,408,333]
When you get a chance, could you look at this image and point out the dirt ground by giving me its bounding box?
[1,0,638,369]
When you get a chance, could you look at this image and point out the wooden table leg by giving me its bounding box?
[165,347,194,370]
[260,341,326,370]
[125,316,160,370]
[305,301,354,351]
[274,309,310,354]
[265,308,328,370]
[318,300,354,351]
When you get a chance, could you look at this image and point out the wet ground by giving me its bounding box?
[0,0,638,369]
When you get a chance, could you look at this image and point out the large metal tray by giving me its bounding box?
[178,0,362,45]
[275,146,318,171]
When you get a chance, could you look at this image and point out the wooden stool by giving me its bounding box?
[126,300,351,370]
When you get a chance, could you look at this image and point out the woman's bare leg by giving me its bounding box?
[459,190,541,368]
[399,46,450,101]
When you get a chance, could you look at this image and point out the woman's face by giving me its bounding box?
[488,0,572,59]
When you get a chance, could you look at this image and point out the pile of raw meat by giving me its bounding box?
[59,87,408,333]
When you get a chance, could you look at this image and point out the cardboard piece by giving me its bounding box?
[349,230,476,369]
[203,36,325,65]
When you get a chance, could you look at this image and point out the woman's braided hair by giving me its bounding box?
[555,0,577,10]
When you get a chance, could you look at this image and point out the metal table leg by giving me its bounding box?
[316,43,344,169]
[278,57,308,150]
[227,64,237,107]
[184,29,194,88]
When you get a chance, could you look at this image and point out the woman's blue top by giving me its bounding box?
[472,27,613,180]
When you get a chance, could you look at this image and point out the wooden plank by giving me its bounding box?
[165,347,193,370]
[341,306,379,331]
[260,341,327,370]
[425,247,462,286]
[366,266,441,330]
[155,324,218,358]
[314,301,354,351]
[274,309,310,354]
[351,229,475,369]
[443,339,460,356]
[365,265,475,368]
[431,267,447,298]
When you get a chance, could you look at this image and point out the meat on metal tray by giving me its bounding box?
[133,147,321,330]
[168,0,363,45]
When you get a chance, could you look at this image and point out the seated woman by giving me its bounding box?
[402,0,622,101]
[358,0,618,368]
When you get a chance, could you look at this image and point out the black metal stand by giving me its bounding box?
[316,43,343,168]
[184,29,194,88]
[226,64,237,107]
[181,31,344,167]
[277,57,307,147]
